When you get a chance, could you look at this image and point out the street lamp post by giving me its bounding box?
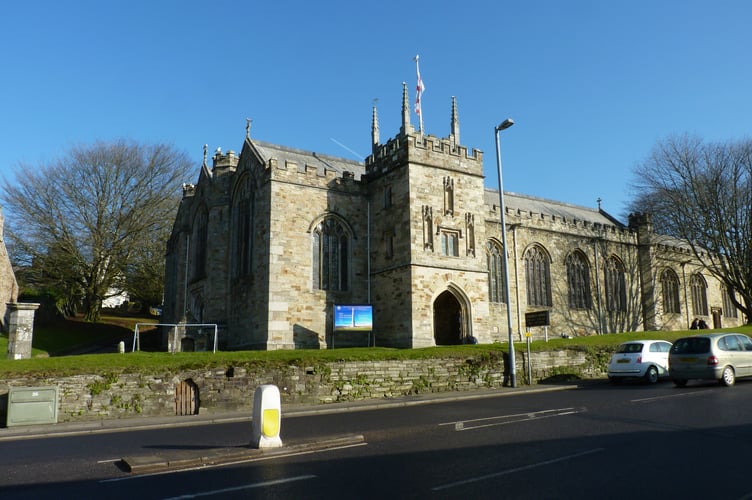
[494,118,517,388]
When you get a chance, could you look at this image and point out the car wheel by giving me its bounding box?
[673,378,687,387]
[644,366,659,384]
[720,366,736,387]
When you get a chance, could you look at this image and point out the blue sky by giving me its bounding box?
[2,1,750,221]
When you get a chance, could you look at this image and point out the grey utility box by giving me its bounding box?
[6,386,58,427]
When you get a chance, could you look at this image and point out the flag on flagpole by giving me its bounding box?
[414,55,425,133]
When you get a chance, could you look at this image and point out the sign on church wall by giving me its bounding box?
[334,304,373,331]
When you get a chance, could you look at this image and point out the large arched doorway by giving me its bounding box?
[433,290,463,345]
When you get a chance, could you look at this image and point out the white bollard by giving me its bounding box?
[251,384,283,448]
[118,341,125,354]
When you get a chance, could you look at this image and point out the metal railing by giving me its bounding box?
[132,323,219,353]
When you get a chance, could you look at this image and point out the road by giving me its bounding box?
[2,379,752,499]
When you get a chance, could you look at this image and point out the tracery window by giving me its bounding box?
[660,268,681,314]
[486,240,505,303]
[690,273,708,316]
[524,245,552,307]
[604,256,627,312]
[231,176,254,279]
[191,207,208,280]
[312,217,349,291]
[723,288,739,318]
[566,250,592,309]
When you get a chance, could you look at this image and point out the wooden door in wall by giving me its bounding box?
[712,308,722,329]
[175,379,199,415]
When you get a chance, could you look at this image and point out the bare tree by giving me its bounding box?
[123,222,173,312]
[630,135,752,323]
[2,140,193,322]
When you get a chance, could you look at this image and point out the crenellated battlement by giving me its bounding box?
[212,149,239,171]
[270,158,341,178]
[366,132,483,178]
[249,141,365,189]
[182,183,196,198]
[498,212,634,240]
[484,192,635,241]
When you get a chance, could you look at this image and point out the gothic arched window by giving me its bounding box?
[660,268,681,314]
[524,245,552,307]
[566,250,592,310]
[690,273,708,316]
[230,175,254,279]
[723,287,738,318]
[191,206,208,280]
[312,217,350,291]
[486,240,505,303]
[604,256,627,312]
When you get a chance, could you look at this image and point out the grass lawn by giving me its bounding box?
[0,313,158,358]
[1,316,750,377]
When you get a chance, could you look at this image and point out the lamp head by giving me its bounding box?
[495,118,515,132]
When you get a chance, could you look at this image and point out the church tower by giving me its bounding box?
[366,86,490,347]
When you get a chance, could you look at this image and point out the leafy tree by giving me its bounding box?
[629,134,752,323]
[2,140,193,322]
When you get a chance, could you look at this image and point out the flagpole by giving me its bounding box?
[414,55,425,134]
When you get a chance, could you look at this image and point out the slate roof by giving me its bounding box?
[251,140,366,179]
[484,189,626,228]
[249,139,626,229]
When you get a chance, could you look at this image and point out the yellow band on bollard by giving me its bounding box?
[262,408,280,437]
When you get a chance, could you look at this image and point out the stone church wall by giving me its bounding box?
[263,162,369,349]
[162,97,746,351]
[367,150,413,347]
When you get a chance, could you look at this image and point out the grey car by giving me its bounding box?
[669,333,752,387]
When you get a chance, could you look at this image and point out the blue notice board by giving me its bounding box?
[334,304,373,331]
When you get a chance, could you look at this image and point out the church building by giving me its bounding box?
[162,84,745,350]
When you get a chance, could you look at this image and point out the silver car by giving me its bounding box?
[669,333,752,387]
[607,340,672,384]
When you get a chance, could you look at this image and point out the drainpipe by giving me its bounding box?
[681,260,691,327]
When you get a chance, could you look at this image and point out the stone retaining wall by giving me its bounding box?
[0,349,603,424]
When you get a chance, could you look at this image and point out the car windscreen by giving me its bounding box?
[671,337,710,354]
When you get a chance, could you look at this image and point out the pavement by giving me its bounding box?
[0,382,582,474]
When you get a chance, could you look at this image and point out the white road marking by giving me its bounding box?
[160,474,317,499]
[432,448,605,491]
[631,389,713,404]
[440,407,586,431]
